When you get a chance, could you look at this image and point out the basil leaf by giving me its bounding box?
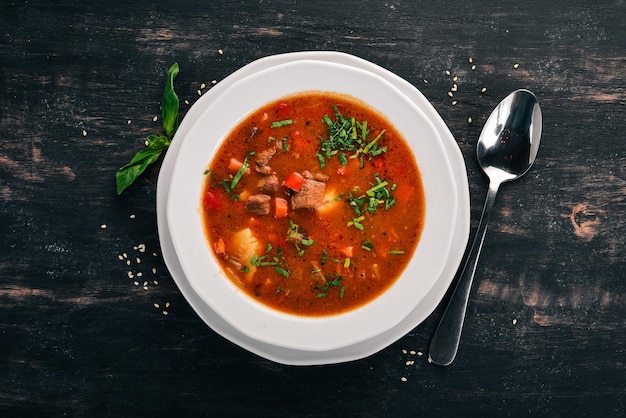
[162,62,180,139]
[116,135,171,195]
[116,63,180,195]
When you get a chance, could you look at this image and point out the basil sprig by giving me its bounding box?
[116,62,180,195]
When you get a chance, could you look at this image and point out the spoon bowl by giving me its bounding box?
[429,89,542,366]
[478,89,542,184]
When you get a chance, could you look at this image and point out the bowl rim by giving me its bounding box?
[166,59,458,351]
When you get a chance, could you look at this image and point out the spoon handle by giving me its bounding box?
[429,180,501,366]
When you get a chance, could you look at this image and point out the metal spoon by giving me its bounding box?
[429,89,542,366]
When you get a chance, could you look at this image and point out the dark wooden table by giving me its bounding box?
[2,1,625,416]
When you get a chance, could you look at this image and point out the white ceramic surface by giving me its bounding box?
[165,59,458,352]
[156,51,470,365]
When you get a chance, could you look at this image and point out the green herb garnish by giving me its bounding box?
[270,119,294,128]
[317,104,387,168]
[116,63,179,195]
[315,274,344,298]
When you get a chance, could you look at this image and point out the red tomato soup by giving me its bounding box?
[201,92,425,316]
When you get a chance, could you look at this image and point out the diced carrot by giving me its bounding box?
[340,245,354,258]
[248,217,261,228]
[228,157,244,172]
[282,172,305,192]
[274,197,288,218]
[214,238,226,255]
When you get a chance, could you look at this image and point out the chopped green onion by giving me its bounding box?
[270,119,294,128]
[275,266,290,277]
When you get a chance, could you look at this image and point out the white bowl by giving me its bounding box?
[166,60,458,352]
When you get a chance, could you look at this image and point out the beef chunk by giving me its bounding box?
[245,194,271,215]
[257,175,279,193]
[291,179,326,210]
[255,148,276,174]
[302,170,329,182]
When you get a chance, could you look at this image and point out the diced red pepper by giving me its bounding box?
[282,172,305,192]
[202,189,223,210]
[277,102,291,118]
[336,166,347,176]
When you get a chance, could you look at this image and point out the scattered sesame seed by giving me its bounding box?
[468,117,473,124]
[468,57,473,63]
[409,350,416,355]
[427,356,433,364]
[137,272,143,277]
[406,360,415,366]
[197,89,202,96]
[471,64,476,71]
[417,351,423,356]
[451,100,458,106]
[153,280,159,285]
[447,91,454,98]
[138,244,146,252]
[126,260,131,266]
[133,281,139,286]
[423,79,428,84]
[453,76,458,82]
[144,140,149,146]
[162,310,169,316]
[446,70,451,76]
[130,214,136,219]
[127,119,132,125]
[218,49,224,55]
[154,303,160,309]
[143,286,148,291]
[165,302,170,308]
[123,253,128,258]
[451,84,457,92]
[184,99,190,105]
[153,115,158,122]
[152,252,158,257]
[513,63,520,68]
[82,130,88,137]
[127,271,134,279]
[152,268,157,274]
[136,257,141,263]
[513,318,518,325]
[481,87,487,93]
[100,224,107,229]
[401,377,408,382]
[211,80,217,85]
[402,349,408,354]
[143,281,148,287]
[200,83,206,89]
[118,255,124,261]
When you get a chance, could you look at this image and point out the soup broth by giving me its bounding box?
[201,92,425,316]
